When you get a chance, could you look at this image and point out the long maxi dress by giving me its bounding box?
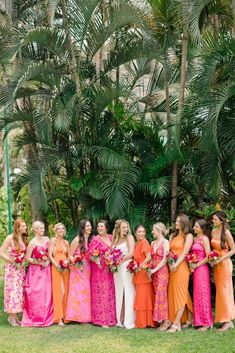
[66,239,91,322]
[4,236,26,314]
[192,237,213,327]
[51,237,69,324]
[211,238,235,323]
[88,235,116,326]
[133,238,155,328]
[168,234,193,324]
[114,241,135,329]
[151,241,169,322]
[21,243,54,327]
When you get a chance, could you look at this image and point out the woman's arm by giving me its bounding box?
[151,240,169,274]
[25,241,37,264]
[214,230,235,264]
[170,234,193,272]
[69,237,79,259]
[190,236,210,270]
[0,235,14,264]
[123,235,135,261]
[48,238,59,268]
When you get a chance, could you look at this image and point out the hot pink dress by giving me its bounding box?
[88,235,116,326]
[151,241,169,321]
[4,236,26,313]
[66,240,91,322]
[21,243,54,327]
[192,237,213,327]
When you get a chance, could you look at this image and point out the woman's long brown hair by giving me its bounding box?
[13,219,28,251]
[214,211,228,249]
[78,220,92,253]
[172,214,192,240]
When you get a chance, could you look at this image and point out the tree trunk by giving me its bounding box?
[170,4,189,223]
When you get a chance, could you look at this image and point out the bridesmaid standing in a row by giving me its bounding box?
[22,221,54,327]
[49,223,69,326]
[66,220,92,323]
[211,211,235,331]
[0,219,28,326]
[88,220,116,327]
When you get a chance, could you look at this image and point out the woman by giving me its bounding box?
[133,225,155,328]
[0,219,28,326]
[190,219,213,330]
[112,219,135,329]
[167,214,194,333]
[66,220,92,323]
[211,211,235,331]
[21,221,54,327]
[150,222,170,331]
[48,223,69,326]
[88,220,116,327]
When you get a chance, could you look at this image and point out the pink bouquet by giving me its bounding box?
[90,248,102,268]
[127,259,139,273]
[104,247,123,273]
[208,250,220,262]
[186,252,198,264]
[34,248,48,263]
[59,258,70,272]
[13,251,25,269]
[73,253,86,271]
[166,251,178,265]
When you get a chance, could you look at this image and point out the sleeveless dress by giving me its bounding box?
[211,238,235,323]
[168,234,193,323]
[113,241,135,329]
[66,239,91,322]
[21,243,54,327]
[88,235,116,326]
[133,238,155,328]
[192,237,213,327]
[51,237,69,323]
[151,241,169,322]
[4,236,26,313]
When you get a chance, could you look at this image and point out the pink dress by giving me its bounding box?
[192,237,213,327]
[151,241,169,321]
[66,240,91,322]
[21,244,54,327]
[4,237,26,313]
[88,235,116,326]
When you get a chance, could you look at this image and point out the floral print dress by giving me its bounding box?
[4,236,26,313]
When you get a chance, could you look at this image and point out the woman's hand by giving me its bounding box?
[8,257,15,265]
[41,260,50,268]
[190,263,197,270]
[170,263,177,272]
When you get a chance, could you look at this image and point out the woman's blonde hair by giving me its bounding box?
[153,222,167,237]
[112,219,130,245]
[32,221,44,233]
[54,223,66,234]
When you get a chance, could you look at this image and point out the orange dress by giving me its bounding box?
[211,238,235,322]
[168,234,193,323]
[133,238,155,328]
[51,238,70,323]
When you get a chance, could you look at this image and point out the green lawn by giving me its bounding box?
[0,263,234,353]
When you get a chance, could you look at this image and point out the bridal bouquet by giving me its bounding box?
[34,248,48,263]
[186,252,198,264]
[58,258,70,272]
[127,259,139,273]
[208,250,220,262]
[73,253,86,272]
[90,248,102,268]
[104,247,123,273]
[13,251,25,269]
[166,251,178,265]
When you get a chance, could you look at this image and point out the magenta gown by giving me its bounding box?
[66,240,91,322]
[88,235,116,326]
[21,244,54,327]
[192,237,213,327]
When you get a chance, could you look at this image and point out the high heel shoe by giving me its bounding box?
[181,320,193,329]
[167,324,181,333]
[8,317,20,327]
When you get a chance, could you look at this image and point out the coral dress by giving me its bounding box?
[211,238,235,323]
[151,241,169,322]
[114,241,135,329]
[21,243,54,327]
[88,235,116,326]
[168,234,193,323]
[192,237,213,327]
[4,236,26,313]
[133,238,155,328]
[51,237,69,323]
[66,239,91,322]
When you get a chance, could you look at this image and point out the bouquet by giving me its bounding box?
[73,253,86,272]
[13,251,25,269]
[90,248,102,268]
[34,248,48,263]
[104,247,123,273]
[166,251,178,265]
[58,258,70,272]
[208,250,220,262]
[127,259,139,273]
[186,252,198,264]
[142,263,153,281]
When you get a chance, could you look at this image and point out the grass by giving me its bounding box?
[0,262,234,353]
